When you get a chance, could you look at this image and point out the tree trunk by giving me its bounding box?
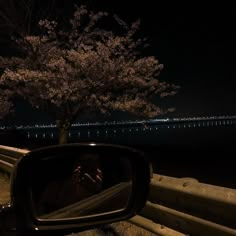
[57,120,70,144]
[58,126,69,144]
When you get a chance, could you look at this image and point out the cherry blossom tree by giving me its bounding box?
[0,5,178,144]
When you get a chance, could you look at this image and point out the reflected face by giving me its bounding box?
[30,152,133,220]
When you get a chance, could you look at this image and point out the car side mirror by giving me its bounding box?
[10,143,150,235]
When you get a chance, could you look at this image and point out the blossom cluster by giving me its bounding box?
[0,5,178,124]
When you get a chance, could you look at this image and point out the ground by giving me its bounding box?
[73,222,157,236]
[0,172,10,205]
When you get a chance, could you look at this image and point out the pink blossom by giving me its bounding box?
[0,5,178,124]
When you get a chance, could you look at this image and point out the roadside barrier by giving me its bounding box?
[0,145,29,174]
[130,174,236,236]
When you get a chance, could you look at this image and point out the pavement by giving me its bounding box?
[76,221,157,236]
[0,172,10,205]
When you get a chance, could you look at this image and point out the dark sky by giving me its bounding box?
[1,1,235,124]
[96,1,236,117]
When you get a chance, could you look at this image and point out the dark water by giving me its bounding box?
[1,124,235,188]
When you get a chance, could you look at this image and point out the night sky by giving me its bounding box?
[97,1,236,117]
[0,1,235,124]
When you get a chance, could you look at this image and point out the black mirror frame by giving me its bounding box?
[10,143,150,234]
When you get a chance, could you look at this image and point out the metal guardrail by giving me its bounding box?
[0,160,14,174]
[0,145,29,158]
[0,145,29,174]
[130,174,236,236]
[129,215,186,236]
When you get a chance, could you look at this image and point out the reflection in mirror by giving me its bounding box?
[30,152,133,220]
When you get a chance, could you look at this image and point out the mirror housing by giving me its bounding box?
[10,143,150,234]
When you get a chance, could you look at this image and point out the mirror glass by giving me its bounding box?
[30,151,133,220]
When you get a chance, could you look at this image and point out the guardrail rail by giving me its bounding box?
[130,174,236,236]
[0,145,29,174]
